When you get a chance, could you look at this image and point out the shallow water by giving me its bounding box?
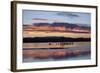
[23,54,90,62]
[23,42,91,63]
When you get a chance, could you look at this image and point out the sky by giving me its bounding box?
[23,10,91,26]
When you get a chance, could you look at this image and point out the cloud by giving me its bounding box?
[57,12,79,18]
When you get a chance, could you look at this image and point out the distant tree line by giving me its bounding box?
[23,36,91,43]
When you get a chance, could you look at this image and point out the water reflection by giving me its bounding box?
[23,42,91,62]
